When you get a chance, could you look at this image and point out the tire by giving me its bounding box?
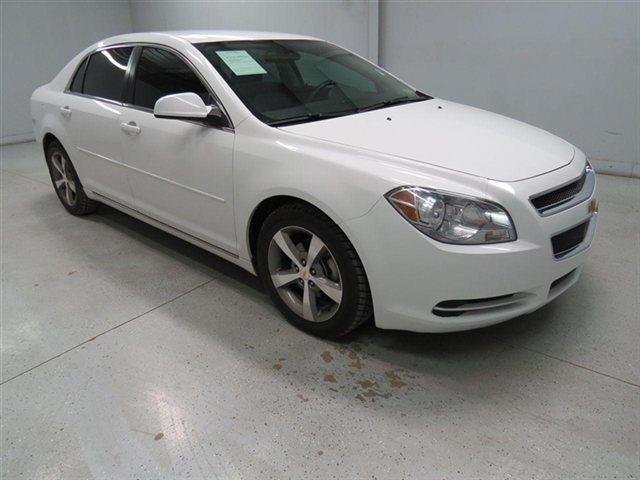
[257,203,373,338]
[45,140,98,215]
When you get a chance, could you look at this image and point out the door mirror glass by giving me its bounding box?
[154,92,211,120]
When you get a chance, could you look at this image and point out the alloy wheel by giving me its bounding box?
[267,226,343,323]
[50,151,77,206]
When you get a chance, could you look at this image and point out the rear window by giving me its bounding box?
[82,47,133,101]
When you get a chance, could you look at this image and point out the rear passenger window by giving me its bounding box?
[69,58,88,93]
[82,47,133,101]
[132,47,210,110]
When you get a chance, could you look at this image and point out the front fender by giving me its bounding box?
[232,120,490,262]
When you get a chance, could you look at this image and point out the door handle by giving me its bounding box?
[60,106,72,118]
[120,121,141,135]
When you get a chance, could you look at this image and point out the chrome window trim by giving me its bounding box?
[63,41,235,132]
[529,167,595,217]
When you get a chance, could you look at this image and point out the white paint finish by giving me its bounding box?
[153,92,212,119]
[62,95,135,205]
[282,99,575,182]
[379,1,640,177]
[129,1,372,58]
[31,32,599,332]
[119,105,237,254]
[0,1,132,143]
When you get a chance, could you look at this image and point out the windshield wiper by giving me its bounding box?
[268,109,358,127]
[267,94,430,127]
[358,95,426,113]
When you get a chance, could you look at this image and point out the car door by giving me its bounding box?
[64,46,136,205]
[119,46,237,254]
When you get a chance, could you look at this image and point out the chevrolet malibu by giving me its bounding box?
[31,31,598,338]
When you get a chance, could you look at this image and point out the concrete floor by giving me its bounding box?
[1,141,638,479]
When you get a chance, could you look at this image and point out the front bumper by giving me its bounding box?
[343,162,598,333]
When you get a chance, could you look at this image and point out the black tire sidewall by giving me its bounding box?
[257,205,366,338]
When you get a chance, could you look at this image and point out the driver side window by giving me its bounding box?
[132,47,211,110]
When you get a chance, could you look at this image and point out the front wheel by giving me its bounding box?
[257,203,373,338]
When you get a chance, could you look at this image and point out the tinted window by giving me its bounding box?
[132,47,209,109]
[196,40,428,125]
[82,47,133,101]
[69,58,88,93]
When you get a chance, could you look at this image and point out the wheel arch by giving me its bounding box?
[42,132,60,156]
[246,194,357,270]
[248,196,315,266]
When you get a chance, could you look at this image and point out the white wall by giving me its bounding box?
[379,1,640,177]
[129,0,376,59]
[0,1,132,144]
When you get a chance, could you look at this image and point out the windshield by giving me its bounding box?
[196,40,430,126]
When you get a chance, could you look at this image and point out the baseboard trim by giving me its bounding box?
[0,133,36,146]
[589,158,638,179]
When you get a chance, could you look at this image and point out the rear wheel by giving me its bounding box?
[257,203,372,338]
[45,140,97,215]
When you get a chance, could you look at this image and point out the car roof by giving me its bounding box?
[99,30,319,46]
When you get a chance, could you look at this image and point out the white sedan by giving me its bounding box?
[31,31,597,337]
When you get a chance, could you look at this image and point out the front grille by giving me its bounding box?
[531,172,586,215]
[551,221,589,258]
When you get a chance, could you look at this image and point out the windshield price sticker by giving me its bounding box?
[216,50,267,76]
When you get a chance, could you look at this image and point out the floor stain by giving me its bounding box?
[296,393,309,402]
[384,370,408,389]
[356,379,377,389]
[362,388,392,399]
[273,363,282,370]
[323,373,337,383]
[347,350,364,370]
[321,351,333,363]
[323,345,414,404]
[154,432,164,441]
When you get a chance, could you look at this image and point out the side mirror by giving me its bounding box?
[154,92,212,121]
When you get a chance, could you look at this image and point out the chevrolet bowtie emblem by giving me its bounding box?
[588,199,598,214]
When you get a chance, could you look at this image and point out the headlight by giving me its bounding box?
[386,187,516,244]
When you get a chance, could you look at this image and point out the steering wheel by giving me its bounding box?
[307,80,337,103]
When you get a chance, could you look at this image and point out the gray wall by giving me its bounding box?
[130,0,376,59]
[0,1,132,144]
[380,1,640,177]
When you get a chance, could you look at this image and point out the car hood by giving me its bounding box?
[280,99,575,182]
